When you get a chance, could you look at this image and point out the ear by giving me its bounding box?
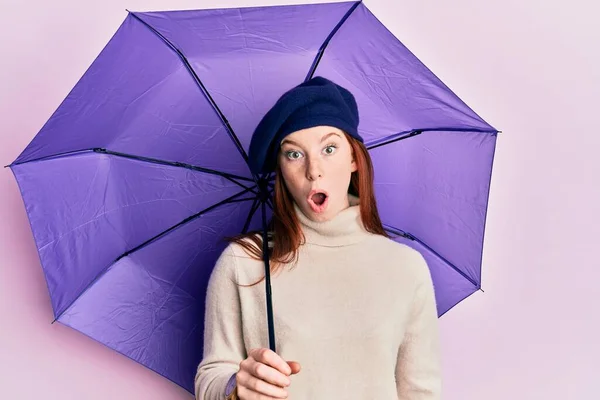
[350,157,358,172]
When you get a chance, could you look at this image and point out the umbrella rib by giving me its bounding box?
[129,12,255,180]
[7,147,255,191]
[383,224,480,288]
[366,127,498,151]
[52,186,256,323]
[242,197,261,234]
[92,148,255,190]
[367,129,423,150]
[266,188,274,210]
[226,196,260,204]
[305,1,363,81]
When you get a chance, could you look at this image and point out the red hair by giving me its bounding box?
[226,132,389,287]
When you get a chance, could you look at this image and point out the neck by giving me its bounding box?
[293,194,369,247]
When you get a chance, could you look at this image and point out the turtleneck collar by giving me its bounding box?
[293,193,369,247]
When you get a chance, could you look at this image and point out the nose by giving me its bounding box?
[306,158,323,181]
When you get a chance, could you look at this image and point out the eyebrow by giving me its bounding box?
[280,132,342,147]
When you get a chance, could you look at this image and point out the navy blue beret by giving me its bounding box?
[248,76,363,175]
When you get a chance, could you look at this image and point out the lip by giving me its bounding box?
[307,189,329,214]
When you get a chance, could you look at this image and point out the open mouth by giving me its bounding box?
[307,189,329,213]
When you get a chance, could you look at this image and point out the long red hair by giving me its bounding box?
[226,132,389,287]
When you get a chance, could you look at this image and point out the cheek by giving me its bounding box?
[330,155,355,178]
[280,164,304,192]
[325,159,354,192]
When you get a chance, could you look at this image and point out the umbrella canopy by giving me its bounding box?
[6,0,498,393]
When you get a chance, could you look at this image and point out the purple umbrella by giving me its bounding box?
[5,1,498,393]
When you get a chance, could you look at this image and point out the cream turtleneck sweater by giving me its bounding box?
[195,195,441,399]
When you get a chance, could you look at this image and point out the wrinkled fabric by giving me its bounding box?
[7,1,497,393]
[195,196,441,399]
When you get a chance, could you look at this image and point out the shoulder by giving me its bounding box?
[366,234,425,260]
[225,233,270,259]
[213,237,267,281]
[215,238,259,266]
[366,234,431,283]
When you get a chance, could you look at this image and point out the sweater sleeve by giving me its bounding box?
[395,253,442,399]
[195,244,247,400]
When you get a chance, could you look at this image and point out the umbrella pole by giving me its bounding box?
[260,199,277,352]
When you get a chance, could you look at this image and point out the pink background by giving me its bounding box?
[1,0,598,398]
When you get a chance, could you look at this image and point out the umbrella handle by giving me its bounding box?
[261,200,277,352]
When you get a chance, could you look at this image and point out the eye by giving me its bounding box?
[285,150,303,160]
[323,144,337,155]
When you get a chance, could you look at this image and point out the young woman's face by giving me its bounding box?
[278,125,357,222]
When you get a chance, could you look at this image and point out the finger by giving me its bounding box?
[251,348,292,375]
[286,361,301,374]
[238,384,281,400]
[247,359,291,387]
[237,373,289,399]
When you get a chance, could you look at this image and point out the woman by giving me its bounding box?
[195,77,441,399]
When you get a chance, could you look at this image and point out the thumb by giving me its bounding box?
[286,361,301,374]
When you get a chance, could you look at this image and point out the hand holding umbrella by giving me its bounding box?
[234,348,301,400]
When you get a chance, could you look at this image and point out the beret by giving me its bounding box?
[248,76,363,175]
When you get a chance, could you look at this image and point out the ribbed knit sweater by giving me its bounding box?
[195,195,441,399]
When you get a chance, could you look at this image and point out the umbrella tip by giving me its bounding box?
[479,287,485,293]
[3,164,11,168]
